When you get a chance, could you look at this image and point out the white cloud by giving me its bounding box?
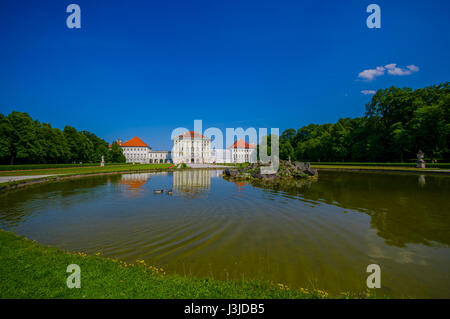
[361,90,376,95]
[385,63,420,76]
[358,63,419,81]
[384,63,397,70]
[358,66,385,81]
[407,65,420,72]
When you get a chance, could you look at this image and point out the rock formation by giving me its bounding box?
[223,160,318,181]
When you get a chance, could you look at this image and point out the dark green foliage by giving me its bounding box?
[0,111,113,164]
[0,113,13,162]
[5,111,40,165]
[277,83,449,162]
[108,142,126,163]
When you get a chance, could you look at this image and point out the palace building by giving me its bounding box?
[111,137,172,164]
[229,139,256,163]
[211,148,232,164]
[148,150,171,164]
[172,131,212,164]
[112,134,256,165]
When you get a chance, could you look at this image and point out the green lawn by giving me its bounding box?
[0,163,133,171]
[0,230,342,299]
[211,163,246,167]
[310,162,450,169]
[310,164,450,172]
[0,163,174,176]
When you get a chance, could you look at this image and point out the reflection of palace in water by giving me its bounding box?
[172,170,212,198]
[120,173,153,191]
[118,170,220,198]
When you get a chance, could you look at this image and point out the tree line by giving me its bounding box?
[0,111,125,165]
[276,82,449,162]
[1,82,448,165]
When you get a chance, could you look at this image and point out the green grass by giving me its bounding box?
[0,163,132,171]
[0,230,345,299]
[310,164,450,172]
[310,162,450,169]
[212,163,251,167]
[0,163,175,177]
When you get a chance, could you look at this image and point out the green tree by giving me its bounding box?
[37,123,73,163]
[82,131,108,162]
[1,111,121,165]
[280,128,296,143]
[108,142,126,163]
[281,82,449,163]
[6,111,40,164]
[0,114,13,164]
[63,126,95,163]
[280,140,294,161]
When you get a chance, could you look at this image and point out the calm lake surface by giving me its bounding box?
[1,169,449,298]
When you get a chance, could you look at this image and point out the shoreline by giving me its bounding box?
[313,165,450,175]
[0,168,177,193]
[2,164,449,193]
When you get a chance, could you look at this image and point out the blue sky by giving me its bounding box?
[0,0,449,149]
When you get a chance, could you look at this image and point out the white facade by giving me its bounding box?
[121,146,150,164]
[211,149,232,163]
[148,151,171,164]
[115,135,255,165]
[229,139,257,163]
[172,131,212,164]
[230,147,256,163]
[123,148,171,164]
[114,137,172,164]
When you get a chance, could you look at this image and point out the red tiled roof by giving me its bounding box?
[178,131,207,138]
[120,179,146,190]
[229,139,256,149]
[121,137,150,148]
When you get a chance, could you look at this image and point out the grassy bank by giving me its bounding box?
[310,164,450,173]
[0,163,177,192]
[0,163,134,171]
[211,163,248,167]
[0,230,343,299]
[0,163,174,177]
[310,162,450,169]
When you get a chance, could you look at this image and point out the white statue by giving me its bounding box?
[416,150,425,169]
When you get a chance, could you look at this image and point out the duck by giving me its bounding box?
[153,189,164,194]
[167,189,173,195]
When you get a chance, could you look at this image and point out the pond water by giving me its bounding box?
[1,169,449,298]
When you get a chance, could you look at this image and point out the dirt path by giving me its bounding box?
[0,175,59,183]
